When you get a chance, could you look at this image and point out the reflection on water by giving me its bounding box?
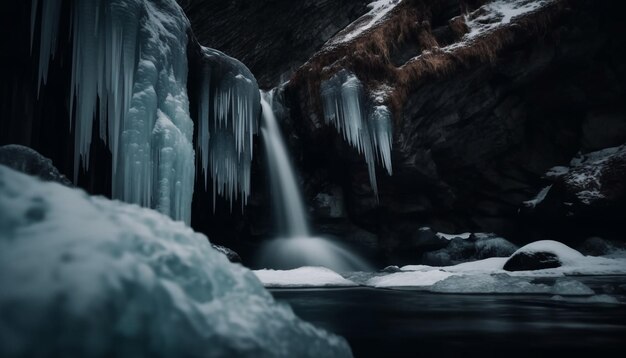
[272,276,626,358]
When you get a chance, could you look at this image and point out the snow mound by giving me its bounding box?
[0,166,352,358]
[254,267,356,288]
[510,240,585,266]
[366,270,455,288]
[430,274,594,296]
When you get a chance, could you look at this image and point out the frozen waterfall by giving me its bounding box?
[320,70,393,198]
[257,90,372,272]
[196,47,260,211]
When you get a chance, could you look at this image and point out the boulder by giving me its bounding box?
[504,240,584,271]
[503,251,561,272]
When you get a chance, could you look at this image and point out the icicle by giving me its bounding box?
[31,0,196,224]
[30,0,63,97]
[197,47,260,211]
[320,70,393,197]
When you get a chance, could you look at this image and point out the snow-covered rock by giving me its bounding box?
[0,144,71,186]
[504,240,584,271]
[254,267,356,288]
[560,145,626,206]
[0,166,352,358]
[530,145,626,212]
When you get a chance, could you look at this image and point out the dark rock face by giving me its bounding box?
[503,251,561,272]
[0,145,71,186]
[178,0,371,88]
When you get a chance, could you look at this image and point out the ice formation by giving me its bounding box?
[0,165,352,358]
[430,274,594,295]
[320,70,393,197]
[196,48,260,210]
[31,0,198,223]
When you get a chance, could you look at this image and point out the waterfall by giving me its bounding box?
[260,91,309,236]
[257,90,372,272]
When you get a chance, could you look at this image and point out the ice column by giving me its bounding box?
[320,70,393,197]
[31,0,195,224]
[196,47,260,211]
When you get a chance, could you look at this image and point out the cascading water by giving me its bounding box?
[256,90,372,272]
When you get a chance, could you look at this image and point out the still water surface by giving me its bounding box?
[271,276,626,358]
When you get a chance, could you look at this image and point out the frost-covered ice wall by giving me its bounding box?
[32,0,262,218]
[31,0,260,223]
[196,47,260,210]
[320,70,393,197]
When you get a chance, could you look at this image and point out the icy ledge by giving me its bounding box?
[0,165,352,358]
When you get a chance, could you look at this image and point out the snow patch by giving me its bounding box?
[254,267,357,288]
[326,0,403,46]
[436,232,472,240]
[456,0,553,46]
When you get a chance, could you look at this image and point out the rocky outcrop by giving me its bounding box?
[277,0,626,260]
[178,0,372,88]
